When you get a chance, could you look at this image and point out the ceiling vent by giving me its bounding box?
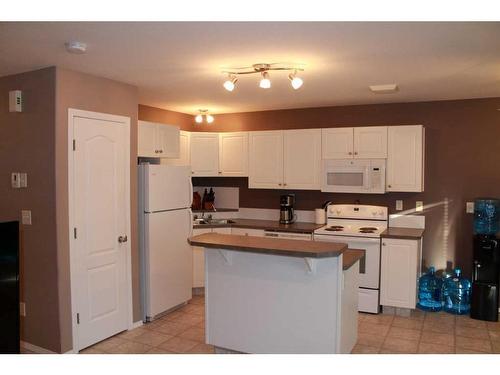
[369,84,398,94]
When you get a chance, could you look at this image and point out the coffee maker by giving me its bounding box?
[280,194,296,224]
[470,198,500,322]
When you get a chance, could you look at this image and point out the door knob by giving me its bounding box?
[118,235,128,243]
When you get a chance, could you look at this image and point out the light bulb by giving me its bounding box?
[206,114,214,124]
[289,72,303,90]
[195,114,203,123]
[259,71,271,89]
[223,76,237,92]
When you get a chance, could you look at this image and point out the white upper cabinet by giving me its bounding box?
[322,128,354,159]
[161,130,190,166]
[190,132,219,176]
[386,125,424,192]
[249,131,284,189]
[353,126,387,158]
[283,129,321,190]
[322,126,387,159]
[138,121,158,157]
[219,132,248,176]
[138,120,180,158]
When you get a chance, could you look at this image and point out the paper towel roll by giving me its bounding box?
[315,208,326,225]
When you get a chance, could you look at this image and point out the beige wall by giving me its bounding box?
[55,68,139,352]
[0,67,60,351]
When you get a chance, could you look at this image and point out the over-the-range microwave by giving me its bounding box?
[321,159,386,194]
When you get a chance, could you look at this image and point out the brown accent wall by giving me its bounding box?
[55,68,139,353]
[0,67,59,351]
[138,104,194,131]
[174,98,500,278]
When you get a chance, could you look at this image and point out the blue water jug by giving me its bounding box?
[474,199,500,235]
[417,267,443,311]
[442,268,471,315]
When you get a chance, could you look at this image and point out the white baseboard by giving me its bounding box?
[20,340,56,354]
[130,320,143,330]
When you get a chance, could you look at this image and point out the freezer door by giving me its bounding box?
[143,164,192,212]
[143,209,193,319]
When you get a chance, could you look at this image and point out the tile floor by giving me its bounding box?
[75,295,499,354]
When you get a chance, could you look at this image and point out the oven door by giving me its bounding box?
[314,234,380,289]
[321,159,371,193]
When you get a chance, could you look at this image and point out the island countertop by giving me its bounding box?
[188,232,348,258]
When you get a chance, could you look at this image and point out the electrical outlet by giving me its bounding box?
[466,202,475,214]
[21,210,32,225]
[396,200,403,211]
[416,201,424,212]
[20,173,27,188]
[20,302,26,317]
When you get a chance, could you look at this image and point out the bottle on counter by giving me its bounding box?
[442,267,471,315]
[416,267,443,312]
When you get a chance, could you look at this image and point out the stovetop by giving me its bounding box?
[314,204,388,238]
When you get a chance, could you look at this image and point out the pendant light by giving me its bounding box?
[259,71,271,89]
[288,71,303,90]
[223,75,238,92]
[194,109,214,124]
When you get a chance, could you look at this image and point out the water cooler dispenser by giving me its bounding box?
[470,199,500,322]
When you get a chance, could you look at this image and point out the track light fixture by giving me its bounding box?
[288,70,303,90]
[223,75,238,92]
[222,63,304,91]
[259,71,271,89]
[194,109,214,124]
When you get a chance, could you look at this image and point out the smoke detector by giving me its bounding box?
[369,84,398,94]
[65,41,87,54]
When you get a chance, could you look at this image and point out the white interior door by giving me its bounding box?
[70,110,131,351]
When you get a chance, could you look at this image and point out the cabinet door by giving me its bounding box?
[190,133,219,176]
[283,129,321,190]
[386,125,424,192]
[231,228,265,237]
[219,132,248,176]
[248,131,284,189]
[192,228,212,288]
[353,126,387,158]
[157,124,180,158]
[321,128,354,159]
[138,120,158,157]
[380,239,419,309]
[161,130,190,166]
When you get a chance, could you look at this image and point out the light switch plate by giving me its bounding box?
[415,201,424,212]
[416,201,424,212]
[20,302,26,317]
[466,202,475,214]
[396,200,403,211]
[11,172,21,188]
[21,210,32,225]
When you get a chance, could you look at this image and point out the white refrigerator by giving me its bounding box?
[138,163,193,321]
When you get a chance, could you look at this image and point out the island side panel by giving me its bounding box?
[340,260,360,354]
[205,249,343,354]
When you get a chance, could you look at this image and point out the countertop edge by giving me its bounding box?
[343,249,365,270]
[380,227,425,240]
[188,234,348,259]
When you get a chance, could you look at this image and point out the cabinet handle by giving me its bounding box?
[354,152,358,155]
[159,150,163,153]
[218,171,222,174]
[284,183,287,186]
[154,150,158,154]
[348,152,352,155]
[382,242,386,246]
[387,184,392,188]
[278,183,282,186]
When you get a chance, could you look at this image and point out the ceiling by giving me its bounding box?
[1,22,499,114]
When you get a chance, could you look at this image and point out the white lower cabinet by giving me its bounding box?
[380,238,421,309]
[192,226,232,288]
[230,228,265,237]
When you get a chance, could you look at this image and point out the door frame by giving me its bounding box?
[67,108,133,352]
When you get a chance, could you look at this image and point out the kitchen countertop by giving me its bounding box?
[188,232,348,258]
[342,249,365,270]
[380,227,425,239]
[193,218,325,234]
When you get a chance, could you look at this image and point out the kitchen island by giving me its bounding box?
[188,233,363,354]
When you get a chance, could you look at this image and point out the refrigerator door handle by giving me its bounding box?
[188,208,193,238]
[189,176,193,207]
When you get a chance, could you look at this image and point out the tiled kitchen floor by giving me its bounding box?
[77,295,500,354]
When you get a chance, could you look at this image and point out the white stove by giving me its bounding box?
[314,204,388,314]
